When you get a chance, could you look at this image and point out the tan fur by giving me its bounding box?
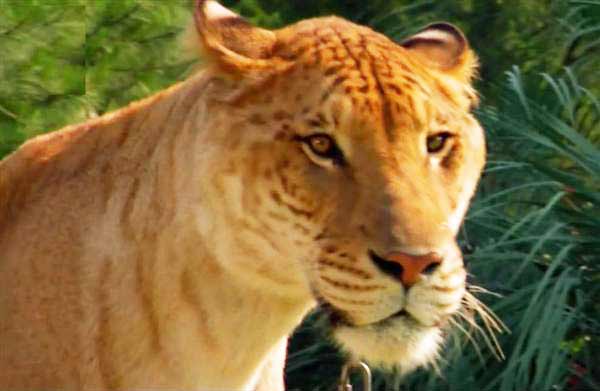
[0,2,486,389]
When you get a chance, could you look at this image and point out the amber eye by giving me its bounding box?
[307,134,334,156]
[426,132,452,153]
[297,133,345,165]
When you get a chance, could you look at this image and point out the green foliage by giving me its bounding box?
[0,0,193,156]
[0,0,86,155]
[84,0,194,113]
[1,1,598,390]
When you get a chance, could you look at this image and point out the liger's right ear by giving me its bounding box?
[194,0,279,75]
[401,23,478,83]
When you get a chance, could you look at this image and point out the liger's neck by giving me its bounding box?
[84,71,315,389]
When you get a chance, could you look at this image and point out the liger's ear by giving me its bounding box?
[194,0,278,74]
[401,23,478,83]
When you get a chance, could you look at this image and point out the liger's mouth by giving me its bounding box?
[322,302,421,329]
[371,308,422,329]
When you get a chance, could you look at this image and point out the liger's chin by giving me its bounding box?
[333,314,443,373]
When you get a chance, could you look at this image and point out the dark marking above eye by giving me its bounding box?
[306,118,322,127]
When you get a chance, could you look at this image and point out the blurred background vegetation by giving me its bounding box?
[1,0,598,390]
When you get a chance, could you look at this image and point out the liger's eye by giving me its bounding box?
[305,134,344,160]
[307,134,335,157]
[426,132,452,153]
[297,133,345,166]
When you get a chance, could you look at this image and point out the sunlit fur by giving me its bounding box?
[0,2,488,390]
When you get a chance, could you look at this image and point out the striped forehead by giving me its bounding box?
[275,17,445,139]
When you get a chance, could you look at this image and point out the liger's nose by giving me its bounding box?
[369,250,442,287]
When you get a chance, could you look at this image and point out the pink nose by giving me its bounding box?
[385,252,442,287]
[371,251,442,287]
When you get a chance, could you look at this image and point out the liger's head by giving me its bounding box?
[194,0,488,372]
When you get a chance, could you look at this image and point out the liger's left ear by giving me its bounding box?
[401,23,478,83]
[194,0,279,75]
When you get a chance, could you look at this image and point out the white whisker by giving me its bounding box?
[460,290,507,360]
[448,316,485,363]
[468,284,503,298]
